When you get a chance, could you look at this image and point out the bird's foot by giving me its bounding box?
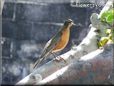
[54,56,67,63]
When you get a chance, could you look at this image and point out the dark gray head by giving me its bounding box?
[64,19,75,28]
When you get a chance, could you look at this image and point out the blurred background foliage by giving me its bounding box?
[98,8,114,48]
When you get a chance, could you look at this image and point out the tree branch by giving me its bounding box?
[38,44,113,85]
[0,0,5,15]
[16,24,99,85]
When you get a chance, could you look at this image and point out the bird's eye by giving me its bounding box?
[67,19,73,22]
[69,21,72,24]
[69,21,73,23]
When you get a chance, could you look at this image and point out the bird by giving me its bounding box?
[33,19,75,69]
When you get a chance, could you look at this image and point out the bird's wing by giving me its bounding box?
[40,25,65,58]
[33,28,63,69]
[33,39,53,69]
[41,31,62,58]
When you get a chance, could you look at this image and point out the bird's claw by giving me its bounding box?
[54,56,67,63]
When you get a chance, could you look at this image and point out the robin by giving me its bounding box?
[33,19,75,68]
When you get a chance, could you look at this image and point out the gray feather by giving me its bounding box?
[33,31,62,68]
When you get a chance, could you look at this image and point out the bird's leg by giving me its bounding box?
[55,56,67,63]
[51,52,67,63]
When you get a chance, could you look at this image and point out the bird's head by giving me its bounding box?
[64,19,75,28]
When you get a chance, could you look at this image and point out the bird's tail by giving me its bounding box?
[33,55,46,69]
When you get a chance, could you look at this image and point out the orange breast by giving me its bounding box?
[52,29,70,53]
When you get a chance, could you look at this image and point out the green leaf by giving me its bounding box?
[100,9,114,25]
[106,14,114,24]
[98,37,109,47]
[100,12,107,21]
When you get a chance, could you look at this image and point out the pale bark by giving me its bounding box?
[0,0,5,15]
[38,44,113,85]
